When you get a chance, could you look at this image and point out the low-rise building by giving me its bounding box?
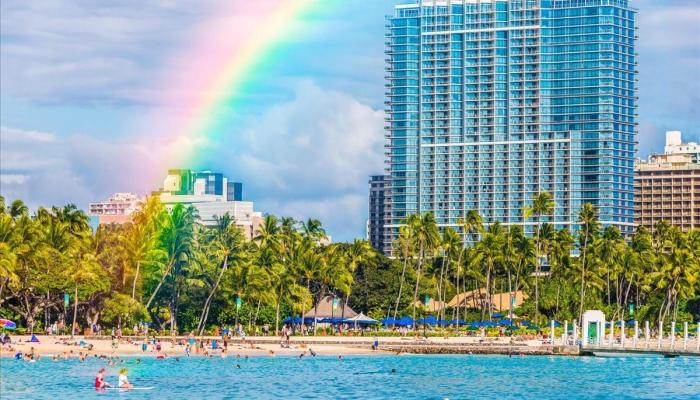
[635,132,700,232]
[89,192,142,224]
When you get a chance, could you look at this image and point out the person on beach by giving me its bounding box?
[95,368,110,389]
[118,368,134,390]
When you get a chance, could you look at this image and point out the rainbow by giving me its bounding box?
[136,0,321,169]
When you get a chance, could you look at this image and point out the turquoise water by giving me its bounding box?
[1,354,699,399]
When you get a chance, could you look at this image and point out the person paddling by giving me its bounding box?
[95,368,111,389]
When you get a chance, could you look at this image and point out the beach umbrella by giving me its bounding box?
[492,312,504,318]
[551,321,562,327]
[397,316,413,327]
[319,317,346,324]
[0,319,16,330]
[381,317,396,326]
[283,316,303,324]
[481,321,497,327]
[497,319,515,326]
[451,319,465,326]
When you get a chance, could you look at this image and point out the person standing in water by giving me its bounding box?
[118,368,134,390]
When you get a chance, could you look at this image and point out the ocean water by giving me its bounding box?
[1,354,699,399]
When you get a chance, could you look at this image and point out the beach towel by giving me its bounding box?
[30,334,40,343]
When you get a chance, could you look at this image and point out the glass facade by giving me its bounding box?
[386,0,637,240]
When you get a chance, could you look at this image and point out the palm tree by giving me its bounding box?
[269,261,307,335]
[254,215,281,250]
[196,213,245,335]
[128,196,165,300]
[68,248,108,337]
[408,213,440,328]
[549,228,574,314]
[9,200,29,219]
[523,192,555,324]
[392,225,413,320]
[577,203,600,323]
[473,222,505,320]
[144,204,196,334]
[597,226,624,306]
[342,239,376,318]
[301,218,325,242]
[438,228,461,321]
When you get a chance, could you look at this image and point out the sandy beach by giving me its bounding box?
[1,334,559,359]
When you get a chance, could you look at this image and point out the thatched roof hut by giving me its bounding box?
[303,296,358,318]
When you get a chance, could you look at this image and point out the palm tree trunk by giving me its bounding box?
[393,256,409,320]
[412,247,424,330]
[438,255,446,320]
[197,258,228,335]
[300,279,310,335]
[145,260,174,309]
[131,260,141,300]
[313,286,326,335]
[275,298,281,335]
[71,286,78,338]
[578,231,589,325]
[251,298,261,331]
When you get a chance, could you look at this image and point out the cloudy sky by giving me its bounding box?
[1,0,699,241]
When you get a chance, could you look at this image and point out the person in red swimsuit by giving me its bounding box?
[95,368,110,389]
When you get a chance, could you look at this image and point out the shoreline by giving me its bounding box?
[0,334,579,358]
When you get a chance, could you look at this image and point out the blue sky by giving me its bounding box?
[1,0,699,241]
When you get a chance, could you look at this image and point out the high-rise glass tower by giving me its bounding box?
[385,0,637,242]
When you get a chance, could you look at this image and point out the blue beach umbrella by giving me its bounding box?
[381,317,397,326]
[497,319,515,326]
[397,316,414,327]
[319,317,345,324]
[492,312,504,318]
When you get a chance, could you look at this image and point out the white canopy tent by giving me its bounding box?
[344,313,378,329]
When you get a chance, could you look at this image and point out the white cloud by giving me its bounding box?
[0,83,385,241]
[216,81,384,240]
[0,174,29,185]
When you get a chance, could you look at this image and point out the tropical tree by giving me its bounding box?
[407,213,440,327]
[196,213,246,335]
[577,203,600,323]
[523,192,555,324]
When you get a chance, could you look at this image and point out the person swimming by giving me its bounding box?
[118,368,133,390]
[95,368,110,389]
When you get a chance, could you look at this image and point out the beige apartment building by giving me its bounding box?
[634,132,700,232]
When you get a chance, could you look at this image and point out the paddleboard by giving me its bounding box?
[104,387,154,391]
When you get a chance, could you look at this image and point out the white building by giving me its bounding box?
[663,131,700,163]
[157,169,262,239]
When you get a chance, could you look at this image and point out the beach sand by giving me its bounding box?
[0,334,549,359]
